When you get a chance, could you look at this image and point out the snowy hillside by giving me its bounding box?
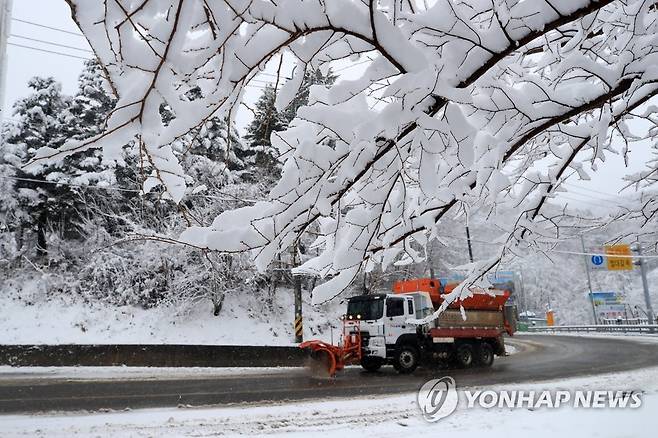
[0,286,344,346]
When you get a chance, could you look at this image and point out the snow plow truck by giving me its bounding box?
[301,278,517,376]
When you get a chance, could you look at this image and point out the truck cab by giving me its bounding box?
[345,293,424,373]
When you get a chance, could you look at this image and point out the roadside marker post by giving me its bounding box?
[631,243,655,327]
[292,245,303,343]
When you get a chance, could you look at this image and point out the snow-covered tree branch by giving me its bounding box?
[30,0,658,305]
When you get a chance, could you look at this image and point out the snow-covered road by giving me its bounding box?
[0,334,657,436]
[1,361,656,437]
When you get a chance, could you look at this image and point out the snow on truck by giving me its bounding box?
[301,278,517,376]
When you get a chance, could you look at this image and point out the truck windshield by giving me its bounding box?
[346,297,384,320]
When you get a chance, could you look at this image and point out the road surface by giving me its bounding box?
[1,334,657,413]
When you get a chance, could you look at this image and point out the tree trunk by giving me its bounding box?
[427,241,436,279]
[212,292,224,316]
[36,212,48,259]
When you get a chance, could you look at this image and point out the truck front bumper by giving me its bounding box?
[363,336,386,359]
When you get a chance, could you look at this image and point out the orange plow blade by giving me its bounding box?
[300,340,340,377]
[299,320,362,377]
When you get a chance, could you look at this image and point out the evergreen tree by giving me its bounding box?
[0,65,120,259]
[182,116,246,186]
[184,86,247,173]
[159,86,247,188]
[0,123,26,262]
[62,59,117,140]
[1,77,70,258]
[244,69,335,178]
[57,59,119,188]
[281,68,336,122]
[244,84,288,172]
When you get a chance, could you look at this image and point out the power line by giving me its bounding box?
[4,45,274,88]
[0,175,257,202]
[10,34,92,53]
[257,71,293,81]
[557,189,626,207]
[432,230,658,261]
[546,248,658,259]
[8,42,91,60]
[254,60,371,83]
[562,181,628,200]
[561,186,623,203]
[4,45,280,89]
[0,174,139,193]
[552,193,620,208]
[11,17,84,37]
[333,59,372,73]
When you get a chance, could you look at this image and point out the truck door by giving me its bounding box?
[384,297,409,344]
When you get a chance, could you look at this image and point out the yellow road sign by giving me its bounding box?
[605,244,633,271]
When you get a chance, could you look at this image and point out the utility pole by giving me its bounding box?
[464,207,474,263]
[580,235,599,324]
[517,270,528,318]
[0,0,12,115]
[465,224,474,263]
[631,242,655,325]
[291,245,303,343]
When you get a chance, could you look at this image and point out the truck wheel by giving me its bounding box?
[393,345,419,374]
[360,356,383,372]
[476,342,494,367]
[455,344,474,368]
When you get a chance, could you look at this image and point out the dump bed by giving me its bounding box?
[393,278,511,311]
[436,309,505,328]
[393,279,517,337]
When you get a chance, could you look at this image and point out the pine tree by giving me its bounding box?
[160,86,247,189]
[1,77,70,258]
[281,68,336,123]
[0,123,26,262]
[182,116,246,186]
[62,59,117,140]
[244,84,287,172]
[0,64,121,259]
[57,59,120,188]
[244,69,335,178]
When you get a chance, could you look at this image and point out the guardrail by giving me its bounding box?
[0,344,307,367]
[528,325,658,334]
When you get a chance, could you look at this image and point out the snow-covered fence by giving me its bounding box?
[529,325,658,334]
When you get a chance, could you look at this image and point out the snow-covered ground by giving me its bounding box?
[0,288,343,345]
[1,360,656,437]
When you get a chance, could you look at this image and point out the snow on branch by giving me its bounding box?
[34,0,658,306]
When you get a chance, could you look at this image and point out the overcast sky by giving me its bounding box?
[1,0,652,210]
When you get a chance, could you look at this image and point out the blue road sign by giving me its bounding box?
[589,254,606,270]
